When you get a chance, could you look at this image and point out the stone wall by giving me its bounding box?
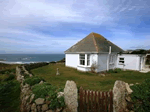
[113,80,133,112]
[16,66,65,112]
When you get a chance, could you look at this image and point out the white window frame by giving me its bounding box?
[87,54,90,66]
[79,54,85,65]
[119,57,125,64]
[79,54,90,66]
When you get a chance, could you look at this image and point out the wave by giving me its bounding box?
[0,61,50,64]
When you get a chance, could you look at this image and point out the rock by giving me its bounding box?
[136,83,139,84]
[126,96,131,102]
[37,105,41,112]
[56,68,60,75]
[39,80,44,84]
[42,104,48,112]
[57,92,64,98]
[30,74,33,77]
[129,84,134,86]
[35,98,45,105]
[30,94,35,103]
[98,74,105,76]
[45,100,51,105]
[46,110,53,112]
[56,108,62,112]
[31,103,37,112]
[113,80,127,112]
[64,80,78,112]
[125,83,133,94]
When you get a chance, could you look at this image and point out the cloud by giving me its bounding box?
[0,0,150,53]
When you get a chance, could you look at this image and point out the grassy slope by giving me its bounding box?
[31,64,150,91]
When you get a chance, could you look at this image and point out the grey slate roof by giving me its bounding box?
[65,32,124,53]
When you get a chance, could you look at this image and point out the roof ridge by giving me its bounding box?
[92,32,99,52]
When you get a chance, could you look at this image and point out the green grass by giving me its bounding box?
[31,64,150,91]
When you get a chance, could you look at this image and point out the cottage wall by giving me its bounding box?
[117,54,141,71]
[65,54,78,68]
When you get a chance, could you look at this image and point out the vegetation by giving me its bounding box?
[31,64,150,91]
[23,76,45,86]
[130,79,150,112]
[32,83,65,110]
[107,68,122,73]
[0,68,20,112]
[0,63,19,71]
[24,62,49,72]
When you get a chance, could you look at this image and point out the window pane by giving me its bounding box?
[80,60,85,65]
[120,58,124,60]
[80,54,85,59]
[119,61,124,63]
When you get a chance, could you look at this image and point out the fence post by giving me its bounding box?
[64,80,78,112]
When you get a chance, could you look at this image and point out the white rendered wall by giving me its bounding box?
[65,54,78,68]
[117,54,140,71]
[97,53,108,72]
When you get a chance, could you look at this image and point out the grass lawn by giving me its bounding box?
[31,64,150,91]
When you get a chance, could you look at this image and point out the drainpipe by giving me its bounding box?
[107,46,111,71]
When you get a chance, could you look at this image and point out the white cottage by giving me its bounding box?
[64,32,147,72]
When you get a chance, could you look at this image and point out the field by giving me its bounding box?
[31,64,150,91]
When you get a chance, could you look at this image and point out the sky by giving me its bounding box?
[0,0,150,54]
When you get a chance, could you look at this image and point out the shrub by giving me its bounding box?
[90,61,99,73]
[32,83,65,110]
[107,68,122,73]
[23,76,45,86]
[0,80,20,112]
[130,79,150,112]
[24,62,49,71]
[3,74,15,81]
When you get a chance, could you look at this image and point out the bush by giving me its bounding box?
[32,83,65,110]
[3,74,15,81]
[107,68,122,73]
[130,79,150,112]
[23,76,45,86]
[0,80,20,112]
[24,62,49,71]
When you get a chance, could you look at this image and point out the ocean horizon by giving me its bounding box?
[0,54,65,64]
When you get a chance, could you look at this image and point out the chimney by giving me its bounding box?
[109,46,111,54]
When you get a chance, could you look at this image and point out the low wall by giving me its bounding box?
[16,66,78,112]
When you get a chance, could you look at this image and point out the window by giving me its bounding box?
[80,54,85,65]
[87,54,90,66]
[119,57,124,64]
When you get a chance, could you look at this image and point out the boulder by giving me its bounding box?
[64,80,78,112]
[39,80,44,84]
[129,84,134,86]
[30,94,35,103]
[35,98,45,105]
[46,110,54,112]
[31,103,37,112]
[57,92,64,98]
[113,80,127,112]
[125,83,133,94]
[42,104,48,112]
[37,105,41,112]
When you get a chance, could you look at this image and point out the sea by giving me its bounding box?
[0,54,65,64]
